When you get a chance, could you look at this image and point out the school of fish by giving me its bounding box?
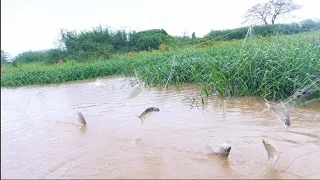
[74,78,294,170]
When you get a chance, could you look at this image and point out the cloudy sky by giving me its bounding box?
[1,0,319,57]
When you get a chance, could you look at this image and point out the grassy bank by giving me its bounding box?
[1,31,320,100]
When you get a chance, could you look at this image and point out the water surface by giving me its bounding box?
[1,76,320,179]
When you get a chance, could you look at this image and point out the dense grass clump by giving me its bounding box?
[1,31,320,100]
[136,31,320,100]
[0,51,173,87]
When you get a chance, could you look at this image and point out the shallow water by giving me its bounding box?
[1,76,320,179]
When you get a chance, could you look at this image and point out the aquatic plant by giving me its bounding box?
[1,31,319,101]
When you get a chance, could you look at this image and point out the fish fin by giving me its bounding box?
[135,114,143,124]
[77,110,87,125]
[279,151,283,155]
[206,145,214,154]
[271,154,280,167]
[267,153,271,161]
[141,117,145,124]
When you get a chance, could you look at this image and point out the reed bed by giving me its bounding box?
[1,31,319,100]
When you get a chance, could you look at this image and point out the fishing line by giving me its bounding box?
[279,150,320,172]
[184,28,244,51]
[161,54,176,97]
[24,96,31,112]
[303,171,320,177]
[134,68,140,84]
[131,25,257,102]
[36,92,46,107]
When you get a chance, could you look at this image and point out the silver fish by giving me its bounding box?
[137,107,160,124]
[92,78,107,88]
[127,84,141,99]
[264,98,290,128]
[274,102,290,128]
[206,143,232,157]
[262,138,281,167]
[77,110,87,126]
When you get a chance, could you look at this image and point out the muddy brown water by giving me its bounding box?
[1,76,320,179]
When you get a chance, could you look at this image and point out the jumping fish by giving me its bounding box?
[274,102,291,128]
[77,110,87,126]
[137,107,160,124]
[264,98,291,128]
[262,138,281,167]
[92,78,107,88]
[127,83,141,99]
[206,142,232,157]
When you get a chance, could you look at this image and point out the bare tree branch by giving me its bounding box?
[243,0,302,25]
[270,0,302,24]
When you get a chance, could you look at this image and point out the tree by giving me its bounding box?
[1,50,11,65]
[191,32,196,40]
[130,29,177,51]
[243,0,302,25]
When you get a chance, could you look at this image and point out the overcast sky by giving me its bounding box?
[1,0,319,57]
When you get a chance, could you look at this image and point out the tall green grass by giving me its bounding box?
[136,31,320,100]
[0,51,173,87]
[1,31,319,100]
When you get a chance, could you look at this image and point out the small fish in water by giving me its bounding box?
[92,78,107,88]
[274,102,290,128]
[206,143,232,157]
[127,83,142,99]
[137,107,160,124]
[264,98,290,128]
[77,110,87,126]
[262,138,282,167]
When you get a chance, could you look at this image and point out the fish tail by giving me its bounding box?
[135,114,143,124]
[272,154,280,167]
[206,145,214,154]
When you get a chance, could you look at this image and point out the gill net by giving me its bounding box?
[130,21,320,109]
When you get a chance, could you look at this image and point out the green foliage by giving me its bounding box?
[191,32,196,40]
[129,29,178,51]
[204,20,320,41]
[13,49,67,65]
[10,19,318,65]
[175,32,200,47]
[58,27,114,61]
[57,27,177,61]
[14,51,47,63]
[1,50,11,66]
[2,31,320,101]
[45,49,68,64]
[138,32,320,100]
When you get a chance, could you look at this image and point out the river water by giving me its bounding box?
[1,76,320,179]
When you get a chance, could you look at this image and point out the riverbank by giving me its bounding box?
[1,31,319,100]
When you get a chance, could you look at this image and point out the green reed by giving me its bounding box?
[1,31,319,100]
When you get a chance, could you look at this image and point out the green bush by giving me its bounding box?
[14,51,47,63]
[130,29,178,51]
[45,49,68,64]
[13,49,67,65]
[1,50,10,66]
[204,19,320,41]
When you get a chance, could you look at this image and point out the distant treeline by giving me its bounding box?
[204,19,320,41]
[2,19,319,65]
